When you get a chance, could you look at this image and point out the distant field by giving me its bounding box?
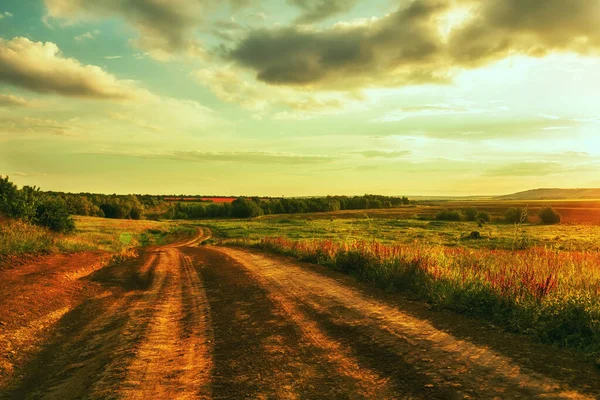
[227,200,600,225]
[202,215,600,253]
[163,197,237,203]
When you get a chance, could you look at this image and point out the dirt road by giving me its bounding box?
[2,230,600,399]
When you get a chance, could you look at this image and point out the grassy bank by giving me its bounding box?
[0,216,183,260]
[235,236,600,360]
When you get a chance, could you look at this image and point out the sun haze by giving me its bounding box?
[1,0,599,196]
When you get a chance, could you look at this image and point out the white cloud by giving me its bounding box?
[108,112,163,133]
[0,37,152,100]
[374,103,483,123]
[0,93,31,107]
[75,30,100,43]
[538,113,560,120]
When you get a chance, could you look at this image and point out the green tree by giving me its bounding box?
[538,207,561,225]
[34,197,75,233]
[231,198,263,218]
[505,207,529,224]
[463,207,478,222]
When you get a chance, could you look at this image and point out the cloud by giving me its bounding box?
[229,0,451,89]
[44,0,203,60]
[193,65,348,116]
[289,0,359,23]
[43,0,252,60]
[108,112,163,133]
[484,161,571,177]
[104,55,122,60]
[0,93,30,107]
[448,0,600,66]
[374,103,481,122]
[356,150,411,158]
[538,113,560,120]
[0,37,150,100]
[75,30,100,43]
[13,172,47,177]
[227,0,600,92]
[0,11,13,19]
[0,116,76,136]
[93,150,335,165]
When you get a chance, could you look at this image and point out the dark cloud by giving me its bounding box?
[44,0,253,59]
[45,0,202,58]
[229,0,450,88]
[449,0,600,65]
[289,0,359,23]
[229,0,600,90]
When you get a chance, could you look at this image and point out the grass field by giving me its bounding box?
[204,214,600,251]
[246,236,600,360]
[0,216,180,260]
[197,200,600,360]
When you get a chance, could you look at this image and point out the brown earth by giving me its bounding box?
[2,229,600,399]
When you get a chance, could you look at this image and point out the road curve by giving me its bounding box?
[3,230,600,399]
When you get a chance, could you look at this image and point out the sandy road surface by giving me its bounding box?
[3,230,600,399]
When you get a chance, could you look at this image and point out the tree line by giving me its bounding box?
[1,176,412,231]
[170,195,410,219]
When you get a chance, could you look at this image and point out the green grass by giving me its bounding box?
[197,215,600,361]
[0,216,177,259]
[202,216,600,251]
[241,236,600,361]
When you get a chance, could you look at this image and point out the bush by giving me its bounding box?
[463,207,478,221]
[231,198,263,218]
[436,209,463,221]
[0,177,37,220]
[335,250,378,276]
[505,207,529,224]
[538,207,561,225]
[34,198,75,233]
[475,211,491,223]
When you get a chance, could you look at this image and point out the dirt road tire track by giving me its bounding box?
[4,227,600,399]
[208,246,600,400]
[2,229,213,400]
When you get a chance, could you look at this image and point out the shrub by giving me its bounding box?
[475,211,491,223]
[335,250,378,276]
[538,207,561,225]
[231,198,263,218]
[463,207,478,221]
[130,207,143,220]
[34,198,76,233]
[0,177,37,220]
[436,209,463,221]
[505,207,529,224]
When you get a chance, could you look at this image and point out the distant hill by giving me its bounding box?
[497,188,600,200]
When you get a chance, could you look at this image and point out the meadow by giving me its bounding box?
[204,211,600,251]
[199,201,600,360]
[0,216,181,261]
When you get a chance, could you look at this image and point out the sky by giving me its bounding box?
[0,0,599,196]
